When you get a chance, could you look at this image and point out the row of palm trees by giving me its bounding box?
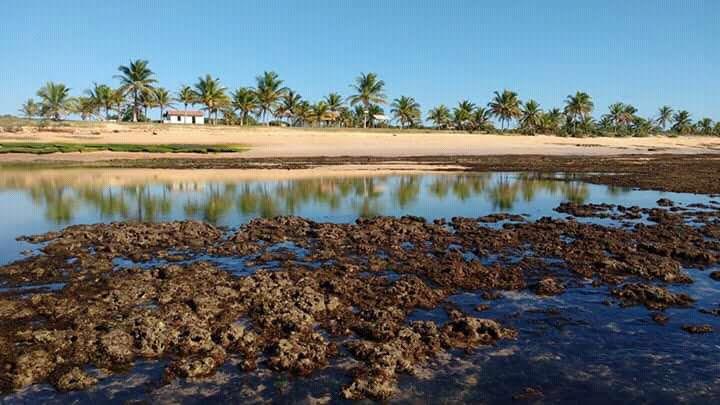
[19,59,719,136]
[426,90,718,136]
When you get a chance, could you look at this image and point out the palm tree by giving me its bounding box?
[73,96,99,120]
[390,96,421,129]
[312,101,330,127]
[470,107,493,133]
[488,90,522,130]
[606,102,625,133]
[367,105,385,128]
[714,123,720,137]
[564,92,594,134]
[36,82,73,120]
[696,118,714,135]
[427,105,451,129]
[254,71,287,125]
[577,115,597,135]
[115,59,156,122]
[657,106,673,131]
[19,99,40,119]
[294,101,313,127]
[541,108,564,134]
[325,92,344,126]
[109,88,125,122]
[348,72,386,128]
[153,88,173,120]
[193,74,228,125]
[85,83,114,120]
[276,90,302,125]
[231,87,258,126]
[338,108,354,128]
[325,92,344,112]
[631,116,655,137]
[671,110,693,134]
[139,90,155,120]
[519,100,543,134]
[453,100,475,130]
[604,102,637,135]
[176,85,196,113]
[618,104,637,128]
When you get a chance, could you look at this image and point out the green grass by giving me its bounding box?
[0,142,247,154]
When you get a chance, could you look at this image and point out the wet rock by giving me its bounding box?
[342,367,398,400]
[442,317,517,349]
[2,210,720,399]
[166,345,226,379]
[656,198,675,207]
[611,283,694,310]
[699,307,720,317]
[555,202,614,218]
[534,278,565,296]
[0,299,35,320]
[652,312,669,325]
[513,386,544,400]
[54,367,97,391]
[681,324,713,334]
[482,291,502,300]
[132,316,169,358]
[214,323,256,351]
[99,330,134,364]
[4,349,55,389]
[710,271,720,281]
[477,213,526,223]
[268,332,334,376]
[173,325,215,355]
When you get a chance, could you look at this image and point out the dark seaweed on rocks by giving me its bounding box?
[0,199,718,399]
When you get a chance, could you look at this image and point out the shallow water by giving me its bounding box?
[0,168,712,263]
[1,168,719,404]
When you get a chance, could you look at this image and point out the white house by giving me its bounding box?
[163,110,205,125]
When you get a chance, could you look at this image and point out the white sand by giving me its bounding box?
[2,124,719,162]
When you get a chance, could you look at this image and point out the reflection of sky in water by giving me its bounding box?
[1,170,719,403]
[0,170,715,265]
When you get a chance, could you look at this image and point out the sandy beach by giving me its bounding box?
[2,124,720,162]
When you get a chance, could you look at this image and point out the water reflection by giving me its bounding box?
[0,169,612,226]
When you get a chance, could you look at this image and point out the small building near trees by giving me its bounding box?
[163,110,204,125]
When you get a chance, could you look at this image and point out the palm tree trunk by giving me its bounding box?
[363,102,368,129]
[132,90,138,122]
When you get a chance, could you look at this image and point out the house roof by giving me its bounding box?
[372,114,389,121]
[165,110,204,117]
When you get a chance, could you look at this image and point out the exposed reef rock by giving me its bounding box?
[0,199,718,399]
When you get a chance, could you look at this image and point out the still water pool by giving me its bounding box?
[0,168,708,264]
[0,168,718,404]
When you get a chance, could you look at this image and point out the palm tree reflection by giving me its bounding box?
[0,171,627,224]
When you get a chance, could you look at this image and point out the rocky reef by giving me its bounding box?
[0,199,718,400]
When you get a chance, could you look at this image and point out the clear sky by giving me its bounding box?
[1,0,718,121]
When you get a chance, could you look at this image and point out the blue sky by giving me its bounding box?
[1,0,718,121]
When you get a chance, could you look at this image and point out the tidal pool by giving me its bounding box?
[0,168,711,264]
[0,168,718,404]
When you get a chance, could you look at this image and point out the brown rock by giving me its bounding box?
[7,349,55,388]
[682,324,713,334]
[535,278,565,296]
[54,367,97,391]
[611,283,694,310]
[99,330,134,364]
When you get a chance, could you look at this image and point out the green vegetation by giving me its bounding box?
[0,142,246,154]
[15,58,720,137]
